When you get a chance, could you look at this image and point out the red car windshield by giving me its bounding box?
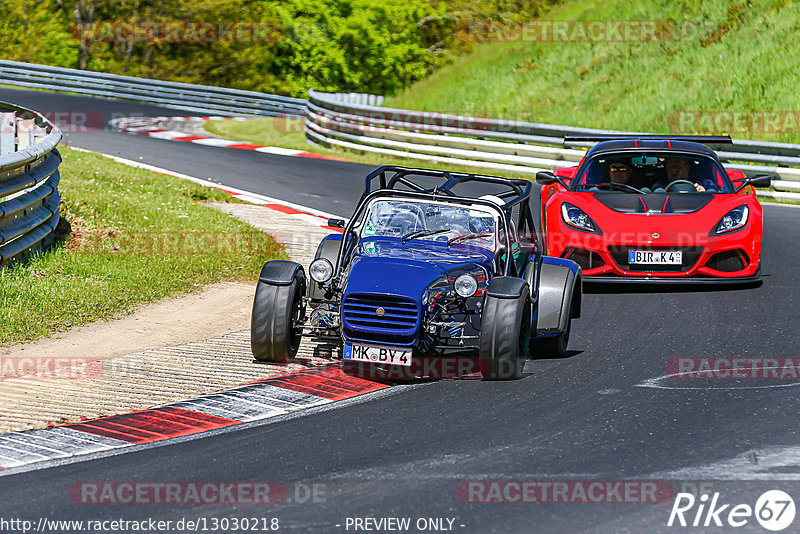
[574,153,731,193]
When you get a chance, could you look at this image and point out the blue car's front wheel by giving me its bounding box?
[251,276,305,362]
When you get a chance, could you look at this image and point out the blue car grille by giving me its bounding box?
[342,294,420,341]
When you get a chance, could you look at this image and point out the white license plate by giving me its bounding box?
[628,249,682,265]
[343,343,412,367]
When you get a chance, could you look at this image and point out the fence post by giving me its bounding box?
[0,112,15,155]
[16,118,34,150]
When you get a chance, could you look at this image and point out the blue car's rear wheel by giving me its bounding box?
[251,277,305,362]
[479,287,530,380]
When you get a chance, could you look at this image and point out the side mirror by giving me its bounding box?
[735,174,771,192]
[536,171,568,188]
[536,171,557,185]
[748,174,772,188]
[327,218,346,228]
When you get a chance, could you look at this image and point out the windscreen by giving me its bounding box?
[575,153,730,193]
[360,199,497,251]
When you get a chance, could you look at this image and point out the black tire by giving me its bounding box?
[529,301,571,359]
[480,286,531,380]
[251,277,305,362]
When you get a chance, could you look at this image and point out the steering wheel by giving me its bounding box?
[388,204,426,232]
[665,180,696,193]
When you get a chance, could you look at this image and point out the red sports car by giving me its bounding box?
[536,136,771,283]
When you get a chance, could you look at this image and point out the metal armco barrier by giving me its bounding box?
[306,90,800,200]
[0,101,62,266]
[323,92,384,107]
[0,60,307,117]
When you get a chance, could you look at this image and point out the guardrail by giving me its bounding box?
[0,60,307,117]
[306,90,800,201]
[0,101,62,266]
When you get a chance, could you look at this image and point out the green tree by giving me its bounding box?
[0,0,561,97]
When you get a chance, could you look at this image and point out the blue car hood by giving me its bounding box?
[343,237,493,299]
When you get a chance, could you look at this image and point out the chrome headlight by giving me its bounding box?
[454,274,478,298]
[712,205,748,235]
[561,203,598,233]
[309,258,333,282]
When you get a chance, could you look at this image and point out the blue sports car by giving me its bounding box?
[251,166,582,380]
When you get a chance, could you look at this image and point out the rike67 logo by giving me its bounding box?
[668,490,795,531]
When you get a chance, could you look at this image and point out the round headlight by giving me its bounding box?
[721,215,735,230]
[309,258,333,283]
[713,205,749,235]
[454,274,478,298]
[562,203,595,231]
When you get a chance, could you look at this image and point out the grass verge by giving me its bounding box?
[0,147,284,345]
[386,0,800,144]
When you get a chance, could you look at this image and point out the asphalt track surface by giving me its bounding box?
[2,88,800,533]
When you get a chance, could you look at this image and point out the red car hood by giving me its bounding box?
[592,192,713,214]
[565,192,757,246]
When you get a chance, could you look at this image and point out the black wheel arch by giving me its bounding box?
[259,259,306,288]
[251,261,307,362]
[531,256,581,336]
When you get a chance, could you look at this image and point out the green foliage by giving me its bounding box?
[0,0,560,97]
[262,0,436,95]
[0,0,78,65]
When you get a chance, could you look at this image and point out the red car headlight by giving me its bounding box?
[561,203,601,234]
[711,205,748,235]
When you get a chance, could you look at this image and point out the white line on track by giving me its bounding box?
[648,445,800,480]
[635,366,800,391]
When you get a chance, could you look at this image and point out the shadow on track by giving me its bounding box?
[583,278,764,294]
